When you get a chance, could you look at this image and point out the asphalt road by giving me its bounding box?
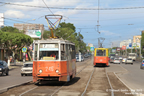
[0,67,32,92]
[107,61,144,94]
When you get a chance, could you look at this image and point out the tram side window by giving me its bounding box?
[34,44,38,60]
[61,44,66,60]
[96,50,106,56]
[66,44,70,60]
[71,45,76,59]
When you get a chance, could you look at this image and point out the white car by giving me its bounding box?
[21,62,33,76]
[113,58,120,64]
[125,58,133,64]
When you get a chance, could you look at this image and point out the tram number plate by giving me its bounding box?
[45,66,54,72]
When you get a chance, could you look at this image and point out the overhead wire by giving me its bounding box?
[41,0,55,16]
[3,17,49,28]
[1,1,144,10]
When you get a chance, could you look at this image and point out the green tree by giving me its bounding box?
[43,22,87,53]
[1,26,19,33]
[141,31,144,57]
[43,30,51,39]
[59,22,76,32]
[0,31,33,66]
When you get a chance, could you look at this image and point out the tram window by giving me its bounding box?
[61,44,66,60]
[96,50,106,56]
[71,45,76,59]
[34,44,38,60]
[66,44,70,60]
[39,43,59,60]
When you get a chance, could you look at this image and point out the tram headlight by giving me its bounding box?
[55,69,59,73]
[39,69,43,73]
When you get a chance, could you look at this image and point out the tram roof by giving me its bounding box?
[33,38,75,45]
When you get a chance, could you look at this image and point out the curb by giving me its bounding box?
[114,72,144,96]
[0,80,32,94]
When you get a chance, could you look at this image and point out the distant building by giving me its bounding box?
[0,13,4,27]
[14,23,44,39]
[88,43,93,47]
[120,39,132,48]
[133,35,141,43]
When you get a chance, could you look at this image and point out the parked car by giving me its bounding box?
[113,58,120,64]
[0,60,9,76]
[76,56,84,62]
[21,62,33,76]
[81,56,84,61]
[122,58,127,63]
[109,58,114,63]
[140,60,144,69]
[76,57,79,62]
[84,54,89,58]
[125,58,133,64]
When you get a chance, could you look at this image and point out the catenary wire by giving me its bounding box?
[1,2,144,10]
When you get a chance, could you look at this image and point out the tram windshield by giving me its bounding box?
[39,43,59,60]
[96,50,106,56]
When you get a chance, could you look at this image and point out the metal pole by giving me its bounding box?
[92,51,94,65]
[140,38,141,58]
[131,39,133,53]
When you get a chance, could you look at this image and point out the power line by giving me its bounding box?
[3,17,49,28]
[41,0,55,16]
[1,2,144,10]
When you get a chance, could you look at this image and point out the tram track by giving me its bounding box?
[80,67,112,96]
[18,59,92,96]
[0,58,92,96]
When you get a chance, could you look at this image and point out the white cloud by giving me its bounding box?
[5,0,81,11]
[100,30,120,36]
[4,10,29,18]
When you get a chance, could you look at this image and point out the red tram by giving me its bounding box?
[33,39,76,83]
[93,48,109,66]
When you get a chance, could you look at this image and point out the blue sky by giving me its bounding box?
[0,0,144,48]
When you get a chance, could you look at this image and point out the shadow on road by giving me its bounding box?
[36,77,80,86]
[94,64,110,68]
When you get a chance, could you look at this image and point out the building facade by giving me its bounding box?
[133,35,141,43]
[120,39,132,48]
[0,13,4,27]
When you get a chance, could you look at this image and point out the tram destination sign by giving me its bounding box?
[40,44,59,48]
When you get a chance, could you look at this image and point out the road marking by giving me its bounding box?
[117,65,128,72]
[19,86,38,96]
[81,68,95,96]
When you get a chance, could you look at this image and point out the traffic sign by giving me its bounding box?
[22,47,27,53]
[90,47,94,51]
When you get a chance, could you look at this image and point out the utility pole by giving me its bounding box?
[96,0,100,34]
[140,38,141,58]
